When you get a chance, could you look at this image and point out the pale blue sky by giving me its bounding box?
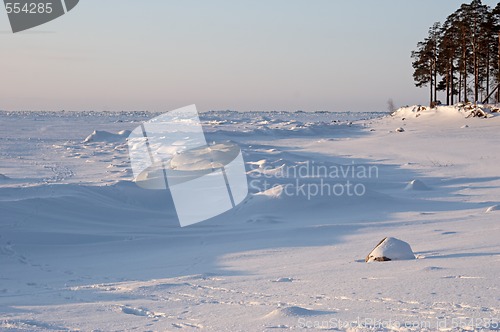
[1,0,498,112]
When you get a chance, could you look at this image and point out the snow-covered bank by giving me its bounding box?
[0,108,499,331]
[391,103,500,120]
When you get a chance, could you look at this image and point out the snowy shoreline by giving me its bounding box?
[1,105,499,331]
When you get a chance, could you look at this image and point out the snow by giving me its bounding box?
[168,142,241,171]
[0,107,499,331]
[83,129,131,143]
[272,277,294,283]
[264,306,333,318]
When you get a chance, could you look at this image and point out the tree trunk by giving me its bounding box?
[459,68,462,103]
[474,51,479,103]
[485,48,490,104]
[451,61,455,105]
[446,69,450,105]
[498,31,500,103]
[463,29,468,103]
[434,62,438,103]
[433,43,438,104]
[463,51,467,102]
[446,62,451,105]
[430,66,433,107]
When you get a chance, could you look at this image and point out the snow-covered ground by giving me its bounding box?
[0,107,499,331]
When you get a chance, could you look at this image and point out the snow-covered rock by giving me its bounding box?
[395,127,405,132]
[365,237,416,262]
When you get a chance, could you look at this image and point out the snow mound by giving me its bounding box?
[84,130,131,143]
[485,205,499,213]
[365,237,416,262]
[405,179,430,191]
[254,164,285,176]
[120,306,165,318]
[391,105,428,118]
[168,142,240,171]
[395,127,405,133]
[391,104,487,120]
[265,306,330,318]
[246,159,267,168]
[255,184,284,199]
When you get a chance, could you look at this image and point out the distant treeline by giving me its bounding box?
[412,0,500,106]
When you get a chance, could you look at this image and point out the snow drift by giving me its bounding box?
[84,129,131,143]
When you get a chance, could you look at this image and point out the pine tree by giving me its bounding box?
[411,22,441,107]
[466,0,490,103]
[412,0,500,105]
[478,9,497,102]
[454,3,473,103]
[439,12,461,104]
[492,3,500,102]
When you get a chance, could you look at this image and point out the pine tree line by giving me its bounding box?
[412,0,500,106]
